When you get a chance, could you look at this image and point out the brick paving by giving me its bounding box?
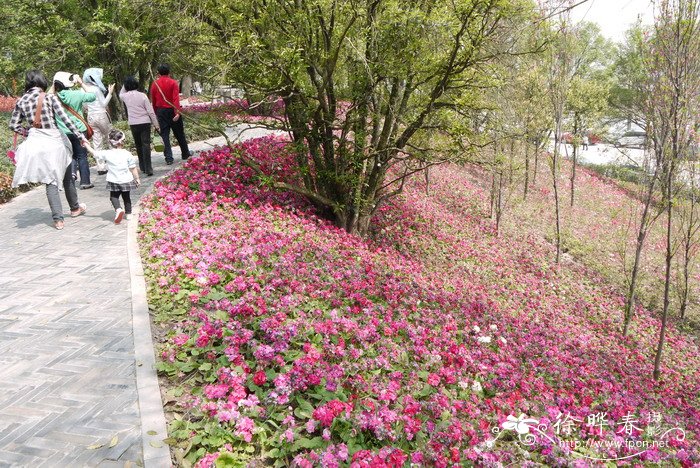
[0,125,275,467]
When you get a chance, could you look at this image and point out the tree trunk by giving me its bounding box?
[496,171,503,235]
[181,75,193,98]
[679,241,690,320]
[552,128,562,264]
[533,138,540,185]
[653,192,673,380]
[570,114,579,207]
[623,149,660,335]
[524,141,530,200]
[622,225,649,336]
[653,160,674,381]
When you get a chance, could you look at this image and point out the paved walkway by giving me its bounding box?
[0,125,275,467]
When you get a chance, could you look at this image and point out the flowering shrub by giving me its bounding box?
[140,138,700,467]
[0,95,17,113]
[184,98,286,126]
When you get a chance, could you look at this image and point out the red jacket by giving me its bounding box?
[150,76,181,113]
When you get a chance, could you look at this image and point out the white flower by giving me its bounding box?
[473,325,481,333]
[477,336,491,343]
[499,336,507,345]
[458,380,470,389]
[501,414,539,435]
[490,324,498,331]
[471,380,483,393]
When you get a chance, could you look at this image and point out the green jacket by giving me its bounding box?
[56,89,96,134]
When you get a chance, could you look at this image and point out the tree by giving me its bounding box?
[675,160,700,320]
[185,0,538,235]
[0,0,210,98]
[615,25,665,337]
[648,0,700,380]
[544,7,574,264]
[566,73,609,206]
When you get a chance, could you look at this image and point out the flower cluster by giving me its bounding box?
[140,138,700,467]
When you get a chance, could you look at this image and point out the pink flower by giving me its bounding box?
[427,373,440,386]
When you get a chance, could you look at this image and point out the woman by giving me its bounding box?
[53,71,97,189]
[119,76,160,176]
[83,67,115,151]
[9,70,89,230]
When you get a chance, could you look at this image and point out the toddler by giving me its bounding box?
[87,129,140,224]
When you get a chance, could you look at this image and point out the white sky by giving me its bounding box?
[570,0,655,43]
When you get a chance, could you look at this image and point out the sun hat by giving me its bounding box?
[53,71,77,88]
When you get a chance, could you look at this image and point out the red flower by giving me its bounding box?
[253,370,267,386]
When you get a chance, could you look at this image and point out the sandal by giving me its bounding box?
[70,203,87,218]
[54,220,64,230]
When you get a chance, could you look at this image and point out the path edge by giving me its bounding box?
[127,189,173,467]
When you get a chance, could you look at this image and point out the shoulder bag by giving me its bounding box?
[58,96,94,139]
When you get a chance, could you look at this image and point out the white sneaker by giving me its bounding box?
[125,214,133,221]
[114,208,124,224]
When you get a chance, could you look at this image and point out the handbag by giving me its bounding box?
[6,133,17,165]
[152,134,165,152]
[58,97,94,140]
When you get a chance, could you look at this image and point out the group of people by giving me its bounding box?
[8,64,192,230]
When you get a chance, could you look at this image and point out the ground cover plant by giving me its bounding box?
[139,137,700,467]
[490,157,700,330]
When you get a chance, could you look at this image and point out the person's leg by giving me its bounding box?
[156,108,173,163]
[171,116,191,159]
[89,114,108,150]
[122,191,132,214]
[131,125,146,172]
[137,124,153,174]
[66,133,79,179]
[46,183,63,221]
[62,164,80,211]
[69,131,91,187]
[110,190,122,210]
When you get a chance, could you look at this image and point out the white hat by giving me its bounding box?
[53,71,77,88]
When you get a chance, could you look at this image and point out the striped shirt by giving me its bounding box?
[8,87,87,142]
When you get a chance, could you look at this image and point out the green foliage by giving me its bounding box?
[0,0,223,94]
[181,0,539,233]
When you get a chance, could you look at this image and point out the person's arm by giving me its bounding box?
[8,100,27,136]
[104,83,115,106]
[129,164,140,186]
[84,143,99,158]
[50,95,89,144]
[119,85,127,100]
[171,80,182,117]
[145,95,160,131]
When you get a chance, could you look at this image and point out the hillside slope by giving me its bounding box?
[140,138,699,467]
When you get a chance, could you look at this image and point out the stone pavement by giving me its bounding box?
[0,125,276,467]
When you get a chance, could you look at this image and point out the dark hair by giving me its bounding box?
[157,64,170,76]
[108,129,125,146]
[53,81,66,92]
[25,70,48,92]
[124,76,139,91]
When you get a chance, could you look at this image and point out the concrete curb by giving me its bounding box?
[127,188,173,467]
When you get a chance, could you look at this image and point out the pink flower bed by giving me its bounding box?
[139,138,700,467]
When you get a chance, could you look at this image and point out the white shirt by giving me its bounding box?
[84,84,112,116]
[95,149,137,184]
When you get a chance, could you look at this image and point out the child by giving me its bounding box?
[86,129,140,224]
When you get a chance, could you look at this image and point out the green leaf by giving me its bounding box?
[292,436,325,451]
